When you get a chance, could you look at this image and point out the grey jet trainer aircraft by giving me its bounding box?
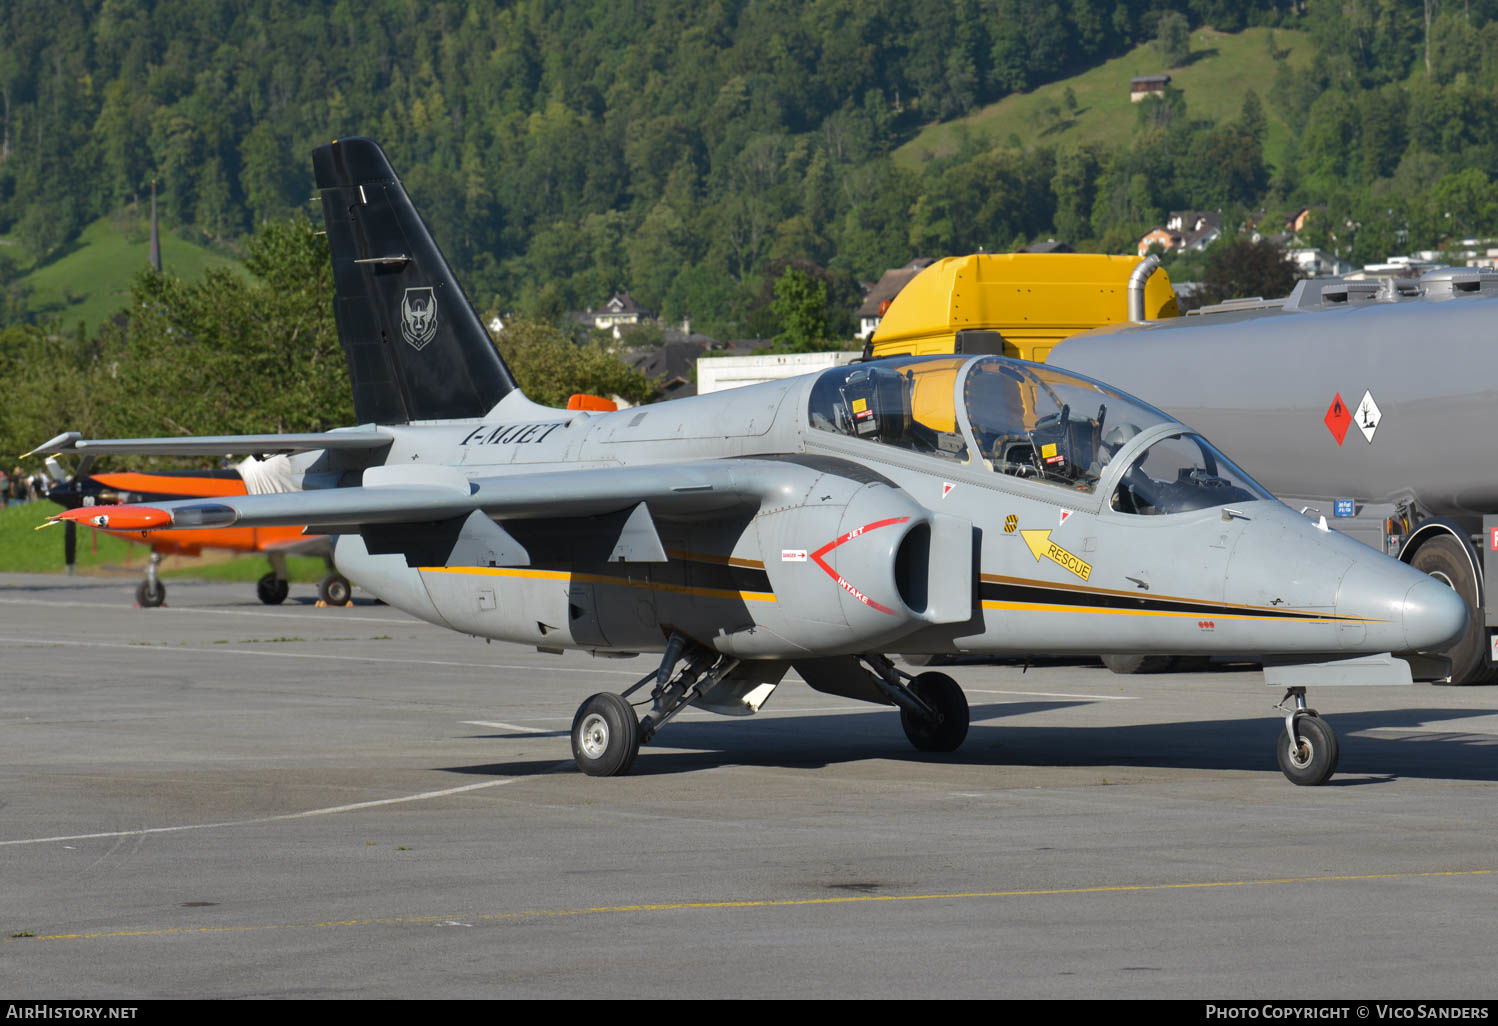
[34,139,1467,785]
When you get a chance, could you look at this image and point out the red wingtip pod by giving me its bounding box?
[53,505,173,531]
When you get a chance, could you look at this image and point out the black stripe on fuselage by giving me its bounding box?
[980,575,1374,622]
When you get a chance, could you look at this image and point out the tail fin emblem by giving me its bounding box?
[400,287,439,350]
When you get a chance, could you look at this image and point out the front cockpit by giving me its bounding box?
[807,355,1273,514]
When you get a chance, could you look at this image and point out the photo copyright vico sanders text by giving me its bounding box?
[1207,1008,1489,1021]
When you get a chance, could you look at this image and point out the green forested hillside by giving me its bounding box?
[11,211,242,331]
[3,0,1498,341]
[0,0,1295,338]
[895,27,1316,177]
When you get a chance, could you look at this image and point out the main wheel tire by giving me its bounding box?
[1408,535,1494,684]
[319,573,352,606]
[571,692,641,777]
[900,672,970,753]
[256,573,289,605]
[1276,714,1340,786]
[135,580,166,608]
[1101,653,1177,674]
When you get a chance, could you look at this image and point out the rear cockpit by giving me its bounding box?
[808,355,1273,513]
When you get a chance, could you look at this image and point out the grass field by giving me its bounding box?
[0,500,326,581]
[1,500,145,572]
[894,26,1314,174]
[10,210,243,333]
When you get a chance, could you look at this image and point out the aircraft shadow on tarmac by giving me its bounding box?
[444,701,1498,783]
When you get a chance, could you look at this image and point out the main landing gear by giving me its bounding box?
[568,639,973,777]
[255,551,352,606]
[856,654,969,753]
[318,572,352,606]
[1275,687,1339,786]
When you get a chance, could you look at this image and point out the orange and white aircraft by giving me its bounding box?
[44,464,350,607]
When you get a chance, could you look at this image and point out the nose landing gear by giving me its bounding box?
[1275,687,1339,786]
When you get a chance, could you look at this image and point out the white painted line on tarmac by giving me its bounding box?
[464,720,555,733]
[0,777,534,848]
[0,595,425,627]
[967,688,1136,701]
[0,635,645,675]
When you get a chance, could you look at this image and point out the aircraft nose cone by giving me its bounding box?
[1402,577,1469,651]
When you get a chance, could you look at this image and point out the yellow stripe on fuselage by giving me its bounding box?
[418,566,776,603]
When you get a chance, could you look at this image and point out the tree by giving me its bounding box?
[108,216,352,439]
[1153,11,1192,68]
[769,266,830,352]
[1195,238,1302,308]
[491,319,655,407]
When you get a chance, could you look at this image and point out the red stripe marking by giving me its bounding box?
[809,517,910,616]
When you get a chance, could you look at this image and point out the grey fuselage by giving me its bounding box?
[329,358,1460,666]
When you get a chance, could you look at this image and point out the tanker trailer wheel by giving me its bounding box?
[1409,536,1494,684]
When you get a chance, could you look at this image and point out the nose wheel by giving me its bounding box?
[135,551,166,607]
[1275,688,1339,785]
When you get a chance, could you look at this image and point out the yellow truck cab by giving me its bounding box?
[865,253,1179,364]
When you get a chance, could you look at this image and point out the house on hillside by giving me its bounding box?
[623,337,757,401]
[1285,206,1326,236]
[1136,210,1221,257]
[586,292,650,338]
[1130,75,1171,101]
[1287,248,1354,278]
[855,257,934,339]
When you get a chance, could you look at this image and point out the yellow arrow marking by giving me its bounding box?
[1019,529,1093,581]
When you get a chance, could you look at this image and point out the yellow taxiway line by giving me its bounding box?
[12,869,1490,944]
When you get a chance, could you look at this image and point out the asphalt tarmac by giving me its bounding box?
[2,572,1496,1000]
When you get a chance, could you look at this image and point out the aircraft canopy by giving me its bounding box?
[807,355,1272,512]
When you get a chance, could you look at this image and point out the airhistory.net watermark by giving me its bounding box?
[6,1007,137,1020]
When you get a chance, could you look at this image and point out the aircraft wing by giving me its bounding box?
[27,430,394,457]
[51,459,775,532]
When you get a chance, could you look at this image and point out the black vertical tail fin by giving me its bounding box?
[312,137,520,424]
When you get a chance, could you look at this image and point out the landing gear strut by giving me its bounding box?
[566,642,974,776]
[257,552,290,605]
[569,634,736,777]
[1275,687,1339,786]
[860,655,970,753]
[135,551,166,608]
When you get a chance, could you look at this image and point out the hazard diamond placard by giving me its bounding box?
[1324,392,1352,446]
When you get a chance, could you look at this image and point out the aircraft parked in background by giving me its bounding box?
[42,464,349,607]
